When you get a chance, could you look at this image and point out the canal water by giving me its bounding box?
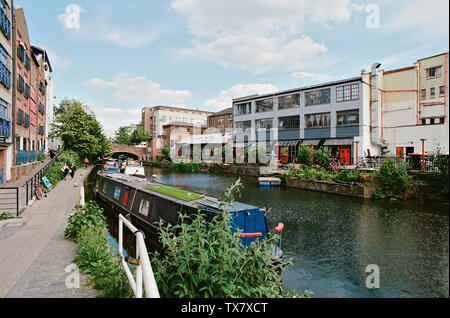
[86,167,449,298]
[145,167,449,298]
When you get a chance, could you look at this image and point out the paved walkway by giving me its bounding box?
[0,166,98,298]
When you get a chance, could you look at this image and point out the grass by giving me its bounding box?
[144,184,203,202]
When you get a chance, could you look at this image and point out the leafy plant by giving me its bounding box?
[376,158,414,200]
[66,201,133,298]
[297,146,312,165]
[313,148,331,169]
[65,201,107,241]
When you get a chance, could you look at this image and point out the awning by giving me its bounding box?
[277,140,300,147]
[301,139,320,146]
[323,138,354,146]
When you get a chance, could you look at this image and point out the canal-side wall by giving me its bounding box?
[286,177,377,199]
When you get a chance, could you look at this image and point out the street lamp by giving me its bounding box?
[420,138,426,171]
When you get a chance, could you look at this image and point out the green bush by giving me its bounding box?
[297,146,312,165]
[335,170,360,183]
[66,201,133,298]
[65,201,106,241]
[376,158,412,200]
[150,179,301,298]
[172,162,203,173]
[313,148,331,168]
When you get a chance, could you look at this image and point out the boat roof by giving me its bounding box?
[98,171,260,213]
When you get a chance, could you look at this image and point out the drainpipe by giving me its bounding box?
[370,62,384,149]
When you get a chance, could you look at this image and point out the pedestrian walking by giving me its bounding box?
[84,157,89,168]
[70,162,77,179]
[61,163,70,181]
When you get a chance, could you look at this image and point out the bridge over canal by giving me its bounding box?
[111,144,146,160]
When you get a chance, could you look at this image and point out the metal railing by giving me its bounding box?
[24,148,63,206]
[118,214,160,298]
[0,187,19,217]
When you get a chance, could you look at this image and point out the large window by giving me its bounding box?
[278,94,300,110]
[255,118,273,130]
[337,110,359,126]
[305,113,331,128]
[305,88,330,106]
[426,67,441,79]
[234,102,251,116]
[336,84,359,102]
[0,44,10,89]
[234,121,251,131]
[278,116,300,130]
[255,98,273,113]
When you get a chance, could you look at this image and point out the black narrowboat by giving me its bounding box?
[93,171,284,256]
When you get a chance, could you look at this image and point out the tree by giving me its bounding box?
[50,99,112,160]
[114,125,151,144]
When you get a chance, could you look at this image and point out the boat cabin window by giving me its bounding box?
[139,199,150,217]
[122,189,130,206]
[102,181,109,194]
[114,186,122,200]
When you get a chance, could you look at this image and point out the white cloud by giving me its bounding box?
[384,0,449,37]
[46,50,72,69]
[82,74,192,104]
[57,4,86,30]
[171,0,353,72]
[58,5,158,49]
[203,83,278,111]
[291,71,332,82]
[92,106,142,138]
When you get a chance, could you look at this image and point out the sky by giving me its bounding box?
[14,0,449,137]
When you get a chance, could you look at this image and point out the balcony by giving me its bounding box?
[0,9,11,40]
[0,63,11,89]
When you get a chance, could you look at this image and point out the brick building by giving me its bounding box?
[207,107,232,133]
[11,7,47,180]
[0,0,12,185]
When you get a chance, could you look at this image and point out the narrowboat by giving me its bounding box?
[103,159,121,173]
[93,171,284,258]
[121,160,146,178]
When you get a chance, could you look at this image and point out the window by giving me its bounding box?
[234,121,251,131]
[278,116,300,130]
[426,67,441,79]
[0,44,10,89]
[228,114,233,122]
[218,116,224,124]
[102,181,108,194]
[139,199,150,217]
[113,186,121,200]
[336,84,359,102]
[305,88,330,106]
[0,2,10,40]
[209,118,214,125]
[396,147,404,157]
[439,86,445,97]
[430,87,435,99]
[421,117,444,125]
[255,118,273,130]
[421,89,426,100]
[122,189,130,206]
[234,102,251,116]
[255,98,273,113]
[305,113,331,128]
[278,94,300,110]
[337,110,359,126]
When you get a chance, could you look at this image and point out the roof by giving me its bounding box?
[208,108,232,117]
[162,122,207,128]
[30,45,53,73]
[232,77,362,104]
[141,105,214,114]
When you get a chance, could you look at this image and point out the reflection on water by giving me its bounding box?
[146,167,449,298]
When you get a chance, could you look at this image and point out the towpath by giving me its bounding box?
[0,166,98,298]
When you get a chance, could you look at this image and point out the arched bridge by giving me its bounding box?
[111,144,147,160]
